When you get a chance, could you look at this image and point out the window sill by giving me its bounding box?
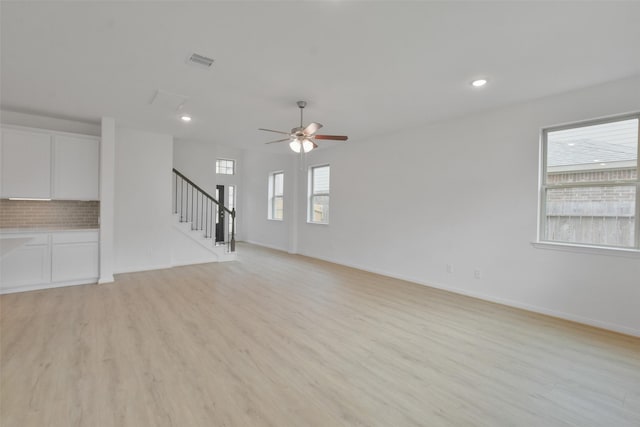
[307,221,329,226]
[531,241,640,258]
[267,218,283,222]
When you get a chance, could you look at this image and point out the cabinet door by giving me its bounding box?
[53,135,99,200]
[0,128,52,198]
[51,231,99,282]
[51,242,99,282]
[0,237,51,290]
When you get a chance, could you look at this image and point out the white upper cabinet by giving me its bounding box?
[1,128,52,199]
[0,126,100,200]
[52,135,99,200]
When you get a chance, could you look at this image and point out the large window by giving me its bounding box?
[216,159,235,175]
[540,114,639,249]
[268,172,284,220]
[308,165,330,224]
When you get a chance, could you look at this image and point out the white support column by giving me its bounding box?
[99,117,115,283]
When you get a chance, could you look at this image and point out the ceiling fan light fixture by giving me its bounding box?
[289,139,302,153]
[261,100,348,152]
[302,138,315,153]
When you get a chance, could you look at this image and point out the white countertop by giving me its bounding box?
[0,227,99,234]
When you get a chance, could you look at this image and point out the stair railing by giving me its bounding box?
[172,168,236,252]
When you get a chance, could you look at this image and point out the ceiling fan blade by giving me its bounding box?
[258,128,290,135]
[303,122,323,135]
[314,134,348,141]
[265,138,291,144]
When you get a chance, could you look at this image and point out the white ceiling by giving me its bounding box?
[2,1,640,151]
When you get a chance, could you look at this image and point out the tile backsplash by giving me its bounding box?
[0,200,100,229]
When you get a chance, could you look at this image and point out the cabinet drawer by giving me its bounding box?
[52,231,98,244]
[2,233,50,246]
[25,234,50,245]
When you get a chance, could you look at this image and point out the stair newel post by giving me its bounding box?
[180,177,184,222]
[174,172,177,214]
[230,208,236,252]
[210,200,214,245]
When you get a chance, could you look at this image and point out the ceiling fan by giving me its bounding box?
[259,101,348,153]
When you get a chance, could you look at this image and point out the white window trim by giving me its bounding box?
[227,185,236,234]
[268,171,284,221]
[308,164,330,225]
[531,241,640,258]
[536,112,640,252]
[216,158,235,175]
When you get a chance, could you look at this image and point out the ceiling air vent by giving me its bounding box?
[187,53,214,68]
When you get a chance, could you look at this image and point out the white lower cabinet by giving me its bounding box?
[51,232,99,282]
[0,230,99,293]
[0,234,51,289]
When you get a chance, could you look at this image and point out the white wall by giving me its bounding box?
[114,127,173,273]
[243,150,297,251]
[173,139,218,196]
[246,75,640,336]
[173,139,244,239]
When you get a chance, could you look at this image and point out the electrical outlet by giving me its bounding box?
[446,264,454,274]
[474,270,482,279]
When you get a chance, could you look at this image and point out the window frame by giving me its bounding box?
[268,171,284,221]
[308,164,330,225]
[538,112,640,251]
[227,185,236,234]
[215,158,235,175]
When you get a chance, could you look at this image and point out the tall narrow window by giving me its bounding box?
[268,172,284,220]
[228,185,236,234]
[540,114,639,249]
[308,165,330,224]
[216,159,235,175]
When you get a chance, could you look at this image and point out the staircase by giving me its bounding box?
[171,168,237,263]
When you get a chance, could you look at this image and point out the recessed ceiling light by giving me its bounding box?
[180,115,192,122]
[567,143,576,146]
[471,79,488,87]
[600,163,607,166]
[593,159,600,162]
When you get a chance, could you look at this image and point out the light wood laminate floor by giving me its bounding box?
[1,243,639,427]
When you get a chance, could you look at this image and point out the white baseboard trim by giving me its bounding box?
[297,250,640,338]
[98,275,114,284]
[1,278,98,295]
[171,257,216,268]
[114,263,173,275]
[245,239,289,253]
